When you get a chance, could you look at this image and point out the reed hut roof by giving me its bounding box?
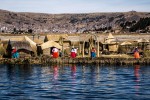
[136,38,149,43]
[120,41,132,45]
[105,33,116,44]
[46,34,68,41]
[4,36,37,54]
[9,38,25,41]
[107,33,115,39]
[62,35,91,43]
[11,41,33,51]
[41,40,62,50]
[33,38,43,44]
[66,36,80,42]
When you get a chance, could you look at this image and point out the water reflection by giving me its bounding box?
[134,65,140,82]
[71,65,76,79]
[134,64,140,95]
[0,64,150,99]
[53,65,59,80]
[6,64,32,81]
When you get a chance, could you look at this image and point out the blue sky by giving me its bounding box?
[0,0,150,14]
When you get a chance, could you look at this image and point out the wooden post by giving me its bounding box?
[88,46,91,57]
[97,41,100,57]
[82,42,85,57]
[79,43,82,54]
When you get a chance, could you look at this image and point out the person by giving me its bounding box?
[52,47,59,58]
[91,47,96,58]
[70,47,76,58]
[74,48,78,57]
[12,47,19,58]
[133,47,140,59]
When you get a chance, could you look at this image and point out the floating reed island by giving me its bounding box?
[1,55,150,65]
[0,33,150,65]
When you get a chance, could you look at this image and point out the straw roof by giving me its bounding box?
[136,38,149,43]
[41,40,62,50]
[11,41,33,51]
[120,41,132,45]
[46,34,68,41]
[105,33,116,43]
[107,33,115,39]
[66,36,80,42]
[33,38,43,44]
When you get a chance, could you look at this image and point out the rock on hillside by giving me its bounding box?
[0,9,150,34]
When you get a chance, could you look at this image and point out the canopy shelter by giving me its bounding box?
[120,41,132,54]
[41,40,62,50]
[120,41,132,46]
[44,34,68,42]
[40,40,62,55]
[136,38,149,50]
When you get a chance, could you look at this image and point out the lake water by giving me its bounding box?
[0,64,150,100]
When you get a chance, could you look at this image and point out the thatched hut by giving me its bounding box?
[10,41,34,58]
[102,33,119,53]
[44,33,102,57]
[2,36,37,58]
[39,40,62,56]
[119,41,133,54]
[136,38,149,50]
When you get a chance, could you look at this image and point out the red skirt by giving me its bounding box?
[53,52,59,58]
[71,52,76,58]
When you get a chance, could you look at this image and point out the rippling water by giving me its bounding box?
[0,64,150,100]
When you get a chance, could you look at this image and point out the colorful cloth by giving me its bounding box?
[12,52,19,58]
[134,52,140,59]
[71,48,76,58]
[52,48,59,58]
[91,48,96,58]
[53,52,59,58]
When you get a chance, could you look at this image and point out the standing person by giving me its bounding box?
[70,47,76,58]
[52,47,59,58]
[133,47,140,59]
[12,47,19,58]
[74,48,78,57]
[91,47,96,58]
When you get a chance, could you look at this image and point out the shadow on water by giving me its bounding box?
[6,64,32,81]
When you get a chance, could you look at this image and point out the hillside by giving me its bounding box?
[0,9,150,34]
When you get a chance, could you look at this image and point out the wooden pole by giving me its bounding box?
[82,42,85,57]
[97,41,100,57]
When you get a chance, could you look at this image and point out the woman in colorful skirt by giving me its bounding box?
[71,48,76,58]
[133,47,140,59]
[52,47,59,58]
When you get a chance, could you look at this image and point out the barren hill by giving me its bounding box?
[0,9,150,34]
